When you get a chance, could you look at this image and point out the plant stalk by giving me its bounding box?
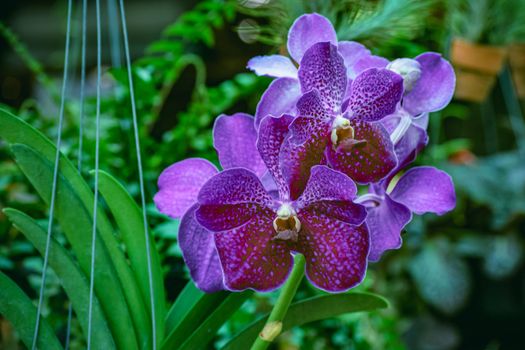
[250,254,306,350]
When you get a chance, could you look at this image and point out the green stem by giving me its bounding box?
[250,254,306,350]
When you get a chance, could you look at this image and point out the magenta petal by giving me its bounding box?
[255,77,301,129]
[353,55,389,78]
[213,113,266,177]
[337,41,372,79]
[298,42,347,112]
[196,168,272,231]
[297,211,369,292]
[257,114,294,197]
[348,68,404,122]
[390,166,456,215]
[247,55,298,78]
[404,52,456,115]
[287,13,337,63]
[327,119,397,184]
[214,208,293,292]
[366,195,412,262]
[179,205,223,292]
[154,158,218,219]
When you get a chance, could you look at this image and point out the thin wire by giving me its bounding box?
[31,0,73,348]
[118,0,157,348]
[107,0,122,68]
[87,0,102,348]
[64,301,73,350]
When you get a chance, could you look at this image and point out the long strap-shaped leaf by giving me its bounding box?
[3,208,115,349]
[97,170,166,342]
[222,293,389,350]
[10,143,142,349]
[0,270,63,350]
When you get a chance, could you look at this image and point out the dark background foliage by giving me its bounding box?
[1,0,525,349]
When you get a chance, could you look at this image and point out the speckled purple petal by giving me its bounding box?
[257,114,294,197]
[298,42,347,112]
[287,13,337,63]
[196,168,273,231]
[403,52,455,115]
[366,195,412,262]
[213,113,266,177]
[327,119,397,184]
[154,158,218,219]
[390,166,456,215]
[348,68,404,122]
[353,55,389,77]
[337,41,371,79]
[247,55,298,78]
[297,211,369,292]
[214,207,293,292]
[255,77,301,129]
[179,205,223,292]
[294,89,332,126]
[296,165,366,225]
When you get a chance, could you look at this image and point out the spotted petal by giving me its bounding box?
[257,114,294,197]
[214,208,294,292]
[154,158,218,219]
[247,55,298,78]
[298,42,347,112]
[255,77,301,129]
[213,113,266,177]
[287,13,337,63]
[327,119,397,184]
[297,211,369,292]
[390,166,456,215]
[403,52,455,115]
[366,195,412,262]
[179,205,223,292]
[196,168,272,231]
[297,165,366,225]
[347,68,404,122]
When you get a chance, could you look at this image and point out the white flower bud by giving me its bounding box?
[387,58,422,92]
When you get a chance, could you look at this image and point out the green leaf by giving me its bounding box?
[10,144,142,350]
[97,170,166,345]
[0,270,63,350]
[3,208,115,349]
[163,282,230,349]
[222,293,389,350]
[176,291,253,350]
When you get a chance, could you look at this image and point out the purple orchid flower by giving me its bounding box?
[358,166,456,261]
[279,41,403,198]
[194,115,370,292]
[248,13,384,129]
[154,113,266,292]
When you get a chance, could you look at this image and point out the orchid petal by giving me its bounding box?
[348,68,404,122]
[366,195,412,262]
[196,168,272,231]
[255,77,301,129]
[390,166,456,215]
[154,158,218,219]
[287,13,337,63]
[298,42,347,112]
[404,52,456,115]
[247,55,298,78]
[213,113,266,177]
[352,55,389,78]
[179,205,224,292]
[297,212,369,292]
[214,208,294,292]
[337,41,372,78]
[327,119,397,184]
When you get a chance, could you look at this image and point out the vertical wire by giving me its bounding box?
[107,0,122,68]
[118,0,157,348]
[64,302,73,350]
[31,0,73,348]
[87,0,102,348]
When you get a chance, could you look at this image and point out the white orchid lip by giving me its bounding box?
[331,115,355,148]
[273,203,301,241]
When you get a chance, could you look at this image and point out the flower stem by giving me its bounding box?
[250,254,306,350]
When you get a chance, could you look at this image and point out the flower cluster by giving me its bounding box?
[154,14,456,293]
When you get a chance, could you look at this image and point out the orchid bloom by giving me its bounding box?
[194,115,369,292]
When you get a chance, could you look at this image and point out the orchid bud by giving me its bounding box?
[387,58,421,92]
